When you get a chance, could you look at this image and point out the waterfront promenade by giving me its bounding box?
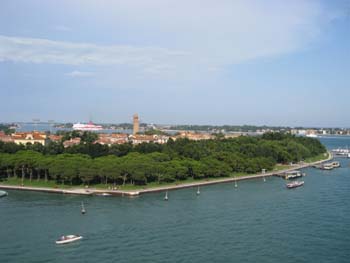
[0,152,332,197]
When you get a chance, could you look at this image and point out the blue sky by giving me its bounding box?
[0,0,349,127]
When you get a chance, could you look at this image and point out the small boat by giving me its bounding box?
[286,181,304,189]
[0,190,8,198]
[164,191,168,201]
[55,235,83,245]
[284,170,303,180]
[196,187,200,195]
[96,193,112,197]
[321,161,340,170]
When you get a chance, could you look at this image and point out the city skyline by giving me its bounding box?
[1,0,350,126]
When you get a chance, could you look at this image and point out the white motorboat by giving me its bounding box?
[96,192,112,197]
[0,190,8,198]
[286,181,304,189]
[55,235,83,245]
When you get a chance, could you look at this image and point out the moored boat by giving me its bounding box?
[286,181,304,189]
[320,161,340,170]
[96,193,112,197]
[331,148,350,157]
[0,190,8,198]
[284,170,304,180]
[55,235,82,245]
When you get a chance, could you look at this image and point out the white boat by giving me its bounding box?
[284,170,303,180]
[286,181,304,189]
[96,192,112,197]
[331,148,350,157]
[72,121,103,131]
[321,161,340,170]
[0,190,8,198]
[55,235,82,245]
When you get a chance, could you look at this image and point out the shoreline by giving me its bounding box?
[0,152,333,197]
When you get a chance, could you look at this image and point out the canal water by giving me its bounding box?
[1,136,349,263]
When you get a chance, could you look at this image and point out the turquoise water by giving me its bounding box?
[1,136,350,263]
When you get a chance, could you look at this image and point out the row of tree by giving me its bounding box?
[0,132,326,186]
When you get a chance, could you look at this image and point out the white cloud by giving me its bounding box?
[0,0,342,76]
[0,35,188,71]
[65,70,94,77]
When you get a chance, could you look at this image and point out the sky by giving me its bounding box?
[0,0,349,127]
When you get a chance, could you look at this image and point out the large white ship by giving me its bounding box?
[73,121,103,131]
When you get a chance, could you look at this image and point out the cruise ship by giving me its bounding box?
[73,122,103,131]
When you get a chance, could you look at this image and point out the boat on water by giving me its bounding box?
[286,181,304,189]
[96,193,112,197]
[331,148,350,157]
[72,121,103,131]
[55,235,82,245]
[0,190,8,198]
[320,161,340,170]
[284,170,305,180]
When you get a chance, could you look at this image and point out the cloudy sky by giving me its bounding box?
[1,0,349,126]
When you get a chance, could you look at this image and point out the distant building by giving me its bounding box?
[133,114,139,135]
[129,134,169,145]
[11,132,48,146]
[94,133,129,146]
[0,131,13,143]
[130,134,154,144]
[49,135,63,142]
[176,131,214,141]
[63,137,81,148]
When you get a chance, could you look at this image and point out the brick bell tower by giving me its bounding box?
[133,114,139,135]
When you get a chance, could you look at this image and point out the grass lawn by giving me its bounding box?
[0,177,73,189]
[305,152,329,163]
[274,164,293,171]
[111,172,249,191]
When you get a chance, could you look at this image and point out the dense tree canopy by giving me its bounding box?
[0,132,326,186]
